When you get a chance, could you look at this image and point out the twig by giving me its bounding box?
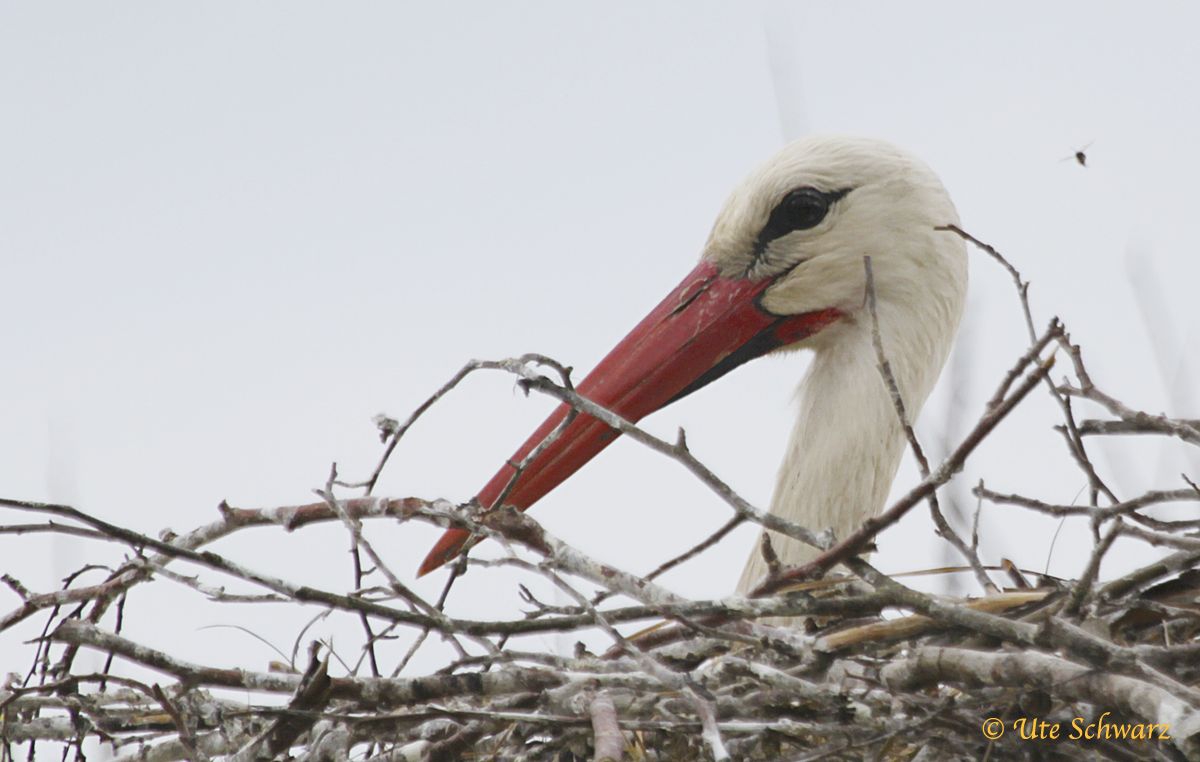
[589,691,624,762]
[940,224,1119,505]
[1063,520,1122,618]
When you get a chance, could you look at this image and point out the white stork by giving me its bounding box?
[419,135,967,593]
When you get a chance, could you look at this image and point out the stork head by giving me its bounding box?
[705,135,966,350]
[418,136,967,576]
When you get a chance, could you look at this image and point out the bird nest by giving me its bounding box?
[3,229,1199,761]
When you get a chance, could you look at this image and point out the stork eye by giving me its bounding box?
[750,186,850,266]
[767,188,834,237]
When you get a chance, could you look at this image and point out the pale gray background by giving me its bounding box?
[3,1,1199,702]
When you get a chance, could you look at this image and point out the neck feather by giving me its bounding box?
[736,306,952,593]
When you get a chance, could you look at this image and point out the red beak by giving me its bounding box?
[417,260,841,576]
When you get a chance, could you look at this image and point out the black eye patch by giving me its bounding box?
[752,186,851,260]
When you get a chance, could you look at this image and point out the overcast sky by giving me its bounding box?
[3,2,1199,691]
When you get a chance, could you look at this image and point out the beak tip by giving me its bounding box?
[417,529,469,577]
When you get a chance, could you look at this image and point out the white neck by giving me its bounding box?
[736,303,954,593]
